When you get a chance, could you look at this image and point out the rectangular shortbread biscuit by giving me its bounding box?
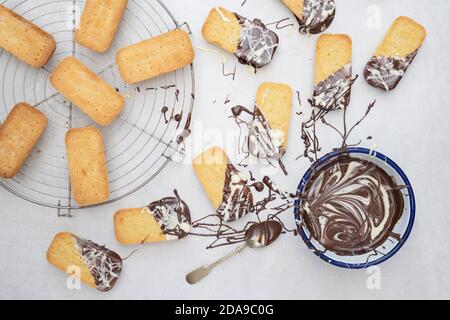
[75,0,128,53]
[374,16,426,58]
[192,147,228,210]
[0,5,56,67]
[202,7,241,53]
[114,208,166,244]
[255,83,293,148]
[50,57,124,126]
[116,29,195,84]
[315,34,352,84]
[65,127,109,206]
[0,103,47,178]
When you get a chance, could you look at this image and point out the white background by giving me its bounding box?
[1,0,449,299]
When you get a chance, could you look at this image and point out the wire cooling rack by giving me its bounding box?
[0,0,195,215]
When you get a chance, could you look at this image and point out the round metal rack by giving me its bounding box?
[0,0,195,215]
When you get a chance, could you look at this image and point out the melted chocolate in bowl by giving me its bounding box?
[301,155,404,255]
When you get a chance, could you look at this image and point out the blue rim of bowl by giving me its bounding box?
[294,147,416,269]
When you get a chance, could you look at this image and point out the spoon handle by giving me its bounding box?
[186,243,247,284]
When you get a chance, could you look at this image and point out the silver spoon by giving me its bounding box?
[186,220,283,284]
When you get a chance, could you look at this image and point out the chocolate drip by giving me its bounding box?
[74,236,123,292]
[217,164,254,222]
[234,14,279,69]
[296,0,336,35]
[300,155,404,256]
[313,63,354,111]
[147,190,191,240]
[364,50,418,91]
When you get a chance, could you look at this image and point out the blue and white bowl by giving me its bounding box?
[294,147,416,269]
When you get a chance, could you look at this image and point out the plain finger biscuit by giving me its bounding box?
[281,0,336,34]
[313,34,353,110]
[47,232,122,292]
[114,191,191,244]
[116,29,194,84]
[193,147,254,222]
[202,7,279,69]
[0,5,56,67]
[0,103,47,178]
[65,127,109,206]
[75,0,128,53]
[364,16,426,91]
[50,57,124,126]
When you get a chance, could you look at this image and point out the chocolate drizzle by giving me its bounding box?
[313,63,355,111]
[231,105,288,175]
[364,50,418,91]
[234,14,279,69]
[299,154,404,256]
[146,190,191,240]
[74,236,123,292]
[296,0,336,35]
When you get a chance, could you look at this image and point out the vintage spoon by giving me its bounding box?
[186,220,283,284]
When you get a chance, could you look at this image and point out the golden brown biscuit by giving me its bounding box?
[255,83,293,148]
[364,16,426,91]
[202,7,241,53]
[65,127,109,206]
[50,57,124,126]
[0,5,56,67]
[0,103,47,178]
[315,34,352,84]
[281,0,304,19]
[116,29,195,84]
[47,232,122,292]
[75,0,128,52]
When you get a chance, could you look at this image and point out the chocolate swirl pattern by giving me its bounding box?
[235,15,279,69]
[74,236,123,292]
[300,155,404,256]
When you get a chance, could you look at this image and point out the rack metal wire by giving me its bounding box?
[0,0,195,215]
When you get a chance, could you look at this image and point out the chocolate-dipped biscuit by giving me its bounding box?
[115,190,192,244]
[364,16,426,91]
[47,232,122,292]
[281,0,336,34]
[202,7,279,69]
[300,155,404,256]
[312,34,354,111]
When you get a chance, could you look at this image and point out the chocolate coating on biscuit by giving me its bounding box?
[74,236,122,292]
[147,190,192,239]
[364,50,418,91]
[300,155,404,256]
[313,63,354,111]
[234,14,279,69]
[296,0,336,35]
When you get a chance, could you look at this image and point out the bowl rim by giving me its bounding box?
[294,147,416,269]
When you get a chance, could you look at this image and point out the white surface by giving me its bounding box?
[1,0,449,300]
